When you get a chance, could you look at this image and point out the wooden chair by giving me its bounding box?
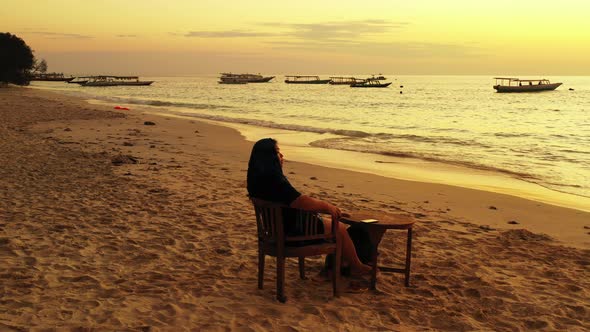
[251,197,341,302]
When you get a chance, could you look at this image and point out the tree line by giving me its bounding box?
[0,32,49,85]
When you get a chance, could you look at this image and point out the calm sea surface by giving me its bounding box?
[32,75,590,199]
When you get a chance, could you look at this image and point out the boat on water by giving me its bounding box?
[218,76,248,84]
[82,76,154,87]
[493,77,562,93]
[220,73,274,83]
[350,78,392,88]
[329,77,360,85]
[29,73,74,82]
[284,75,331,84]
[68,76,92,84]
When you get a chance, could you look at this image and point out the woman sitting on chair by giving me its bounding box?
[247,138,371,276]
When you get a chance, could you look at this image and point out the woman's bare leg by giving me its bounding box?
[325,219,371,275]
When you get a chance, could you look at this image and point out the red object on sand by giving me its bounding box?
[114,106,122,109]
[121,107,130,110]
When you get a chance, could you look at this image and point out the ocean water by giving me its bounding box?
[32,75,590,200]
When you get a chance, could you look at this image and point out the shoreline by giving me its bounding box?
[30,90,590,247]
[2,86,589,330]
[142,109,590,214]
[76,95,590,248]
[206,119,590,214]
[34,81,590,211]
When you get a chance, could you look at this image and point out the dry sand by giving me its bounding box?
[1,87,589,331]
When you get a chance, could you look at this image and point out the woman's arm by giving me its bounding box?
[290,195,341,221]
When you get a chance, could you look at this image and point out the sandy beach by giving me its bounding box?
[1,87,589,331]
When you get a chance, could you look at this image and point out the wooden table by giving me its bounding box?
[341,211,415,290]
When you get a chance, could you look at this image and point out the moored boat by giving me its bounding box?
[68,76,92,84]
[218,76,248,84]
[220,73,274,83]
[329,77,359,85]
[350,78,391,88]
[493,77,562,93]
[29,72,74,82]
[284,75,331,84]
[82,76,154,87]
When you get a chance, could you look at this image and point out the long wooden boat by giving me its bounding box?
[284,75,331,84]
[68,76,92,84]
[350,79,391,88]
[29,73,74,82]
[82,76,154,87]
[220,73,274,83]
[493,77,562,93]
[218,77,247,84]
[329,77,359,85]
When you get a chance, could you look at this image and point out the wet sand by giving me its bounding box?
[1,87,589,331]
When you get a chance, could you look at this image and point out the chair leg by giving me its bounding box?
[276,255,286,303]
[258,247,265,289]
[298,257,306,279]
[333,242,342,297]
[405,228,413,287]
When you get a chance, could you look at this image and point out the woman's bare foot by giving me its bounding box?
[350,263,373,277]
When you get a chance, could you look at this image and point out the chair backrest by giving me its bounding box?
[250,197,331,245]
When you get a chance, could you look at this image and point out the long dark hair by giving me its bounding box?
[247,138,283,195]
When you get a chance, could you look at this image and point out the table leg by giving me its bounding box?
[370,243,378,290]
[367,229,385,291]
[405,228,412,287]
[367,227,413,289]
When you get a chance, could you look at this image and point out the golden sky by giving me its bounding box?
[4,0,590,75]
